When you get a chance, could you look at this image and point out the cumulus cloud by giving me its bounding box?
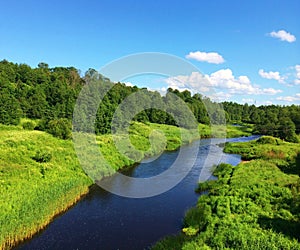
[209,92,232,102]
[276,93,300,102]
[258,69,285,83]
[295,65,300,85]
[124,81,134,87]
[242,98,254,103]
[164,69,282,101]
[206,69,282,95]
[165,71,212,93]
[186,51,225,64]
[263,101,273,106]
[269,30,296,42]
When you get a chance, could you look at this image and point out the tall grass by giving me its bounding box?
[153,136,300,249]
[0,121,255,249]
[0,121,199,249]
[0,127,92,249]
[198,123,253,139]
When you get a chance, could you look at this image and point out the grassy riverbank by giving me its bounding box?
[153,136,300,249]
[0,125,93,250]
[0,121,199,249]
[0,122,252,249]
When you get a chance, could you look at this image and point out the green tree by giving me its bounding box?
[277,118,298,142]
[0,84,22,125]
[47,118,72,139]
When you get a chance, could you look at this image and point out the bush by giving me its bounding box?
[47,118,72,139]
[35,118,48,131]
[212,163,233,177]
[22,121,36,130]
[182,227,199,236]
[196,180,217,193]
[257,136,279,145]
[32,150,52,163]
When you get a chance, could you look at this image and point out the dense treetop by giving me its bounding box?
[0,59,299,141]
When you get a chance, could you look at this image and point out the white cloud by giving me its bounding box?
[164,69,282,101]
[269,30,296,43]
[186,51,225,64]
[165,71,212,93]
[276,94,300,102]
[147,87,168,96]
[294,65,300,85]
[264,101,273,106]
[209,92,232,102]
[124,81,134,87]
[206,69,282,95]
[262,88,282,95]
[242,98,254,103]
[258,69,285,83]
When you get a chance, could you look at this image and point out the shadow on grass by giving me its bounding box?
[279,153,300,176]
[258,216,300,241]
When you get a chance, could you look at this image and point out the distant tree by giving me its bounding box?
[38,62,49,69]
[277,118,298,143]
[0,84,22,125]
[26,87,48,118]
[250,109,261,124]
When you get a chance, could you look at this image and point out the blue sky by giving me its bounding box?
[1,0,299,105]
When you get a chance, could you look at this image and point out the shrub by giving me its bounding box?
[47,118,71,139]
[257,136,279,145]
[212,163,233,177]
[36,118,48,131]
[182,227,199,236]
[196,180,217,193]
[22,121,36,130]
[32,150,52,163]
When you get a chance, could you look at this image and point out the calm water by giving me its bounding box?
[16,135,260,250]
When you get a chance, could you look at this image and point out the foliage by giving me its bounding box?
[32,149,52,163]
[256,136,279,145]
[0,127,92,249]
[1,59,299,142]
[223,102,300,142]
[22,120,36,130]
[0,84,22,125]
[226,124,253,137]
[182,227,199,236]
[0,121,198,249]
[47,118,72,139]
[153,138,300,249]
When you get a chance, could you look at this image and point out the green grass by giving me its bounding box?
[224,136,300,174]
[0,121,200,249]
[198,123,253,139]
[0,121,255,249]
[226,124,253,138]
[153,136,300,250]
[0,125,93,249]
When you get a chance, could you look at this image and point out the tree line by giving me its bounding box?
[0,59,299,141]
[223,102,300,142]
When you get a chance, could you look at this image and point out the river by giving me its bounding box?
[16,135,260,250]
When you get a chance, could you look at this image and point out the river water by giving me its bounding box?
[16,135,260,250]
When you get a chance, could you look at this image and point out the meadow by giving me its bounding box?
[0,121,252,249]
[0,121,196,249]
[153,135,300,249]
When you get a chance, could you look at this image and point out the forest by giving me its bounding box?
[0,59,299,142]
